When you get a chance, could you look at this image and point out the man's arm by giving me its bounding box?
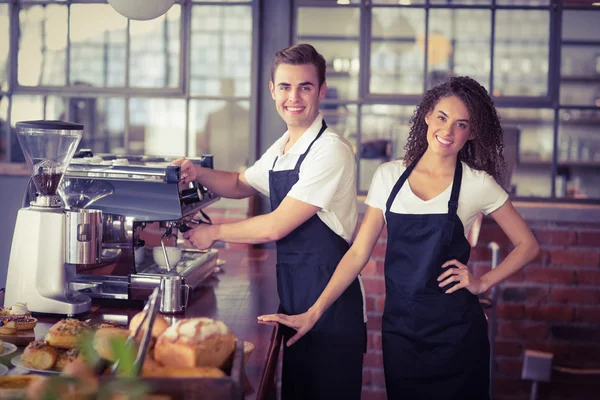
[182,196,319,249]
[173,158,257,199]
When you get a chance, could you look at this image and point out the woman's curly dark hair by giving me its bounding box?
[403,76,506,185]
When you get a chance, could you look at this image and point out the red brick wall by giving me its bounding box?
[361,217,600,400]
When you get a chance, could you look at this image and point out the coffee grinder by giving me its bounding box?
[5,120,93,315]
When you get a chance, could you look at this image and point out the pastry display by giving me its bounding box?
[21,340,58,370]
[154,318,236,369]
[0,321,16,335]
[45,319,91,349]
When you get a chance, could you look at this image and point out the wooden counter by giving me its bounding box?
[2,248,280,399]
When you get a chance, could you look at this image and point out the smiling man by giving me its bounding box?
[173,44,366,399]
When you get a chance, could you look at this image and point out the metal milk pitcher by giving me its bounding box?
[159,274,189,314]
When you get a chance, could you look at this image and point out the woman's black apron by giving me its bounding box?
[382,158,490,399]
[269,120,366,400]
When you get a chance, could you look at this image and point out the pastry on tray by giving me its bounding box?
[0,321,16,335]
[45,319,91,349]
[94,327,132,362]
[22,340,58,370]
[153,318,236,369]
[55,348,85,371]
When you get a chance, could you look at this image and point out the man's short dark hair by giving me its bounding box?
[271,44,327,88]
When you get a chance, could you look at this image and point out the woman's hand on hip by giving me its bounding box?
[257,310,320,347]
[438,259,487,295]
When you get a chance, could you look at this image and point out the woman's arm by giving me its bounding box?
[258,205,386,346]
[438,200,540,294]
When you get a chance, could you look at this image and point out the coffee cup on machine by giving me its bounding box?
[153,246,182,269]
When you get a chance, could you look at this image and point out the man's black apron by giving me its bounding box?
[382,158,490,399]
[269,120,366,400]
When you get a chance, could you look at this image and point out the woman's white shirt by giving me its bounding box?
[365,160,509,238]
[244,114,358,243]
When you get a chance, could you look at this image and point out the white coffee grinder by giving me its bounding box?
[5,120,93,315]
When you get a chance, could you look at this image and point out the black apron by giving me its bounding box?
[382,158,490,400]
[269,120,366,400]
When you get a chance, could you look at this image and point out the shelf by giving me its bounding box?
[502,118,600,127]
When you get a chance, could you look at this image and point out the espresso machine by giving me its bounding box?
[59,151,220,303]
[6,120,220,315]
[5,120,93,315]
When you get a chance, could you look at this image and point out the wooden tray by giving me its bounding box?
[100,340,244,400]
[0,330,35,346]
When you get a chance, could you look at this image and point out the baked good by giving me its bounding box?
[154,318,236,369]
[21,341,58,370]
[93,322,125,330]
[0,375,47,400]
[129,312,169,339]
[45,319,91,349]
[9,302,31,316]
[0,321,16,335]
[94,327,132,362]
[55,348,84,371]
[142,366,227,378]
[0,316,37,331]
[0,308,10,316]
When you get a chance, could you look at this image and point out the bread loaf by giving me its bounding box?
[154,318,236,369]
[45,319,91,349]
[21,341,58,370]
[94,327,132,362]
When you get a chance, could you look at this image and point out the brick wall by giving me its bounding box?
[361,217,600,400]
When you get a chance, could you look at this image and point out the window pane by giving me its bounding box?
[558,109,600,199]
[562,10,600,41]
[359,104,414,192]
[561,45,600,78]
[499,108,553,197]
[70,4,127,88]
[190,5,252,96]
[430,0,491,4]
[494,10,549,97]
[130,5,180,88]
[129,98,186,156]
[189,99,250,172]
[18,4,67,86]
[370,8,425,95]
[496,0,550,5]
[0,4,8,90]
[0,95,8,162]
[428,9,490,91]
[560,83,600,106]
[320,104,358,157]
[10,95,44,162]
[296,8,359,100]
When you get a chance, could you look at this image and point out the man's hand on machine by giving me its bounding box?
[172,158,198,185]
[258,309,320,347]
[182,223,218,250]
[438,259,487,295]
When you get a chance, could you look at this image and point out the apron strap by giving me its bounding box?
[442,159,463,246]
[385,155,420,213]
[270,119,328,172]
[294,119,328,172]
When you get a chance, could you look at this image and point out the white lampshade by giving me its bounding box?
[107,0,176,21]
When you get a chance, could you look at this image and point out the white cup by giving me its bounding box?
[153,246,182,269]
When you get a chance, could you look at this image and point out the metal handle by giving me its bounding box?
[182,284,190,308]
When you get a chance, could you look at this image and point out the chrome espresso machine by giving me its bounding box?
[5,120,219,315]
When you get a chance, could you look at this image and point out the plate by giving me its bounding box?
[0,365,7,376]
[0,343,17,357]
[10,355,59,375]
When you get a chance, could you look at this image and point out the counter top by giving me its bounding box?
[2,248,280,399]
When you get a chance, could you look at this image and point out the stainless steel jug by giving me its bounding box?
[159,274,190,314]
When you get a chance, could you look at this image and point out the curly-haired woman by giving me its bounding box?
[259,76,539,399]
